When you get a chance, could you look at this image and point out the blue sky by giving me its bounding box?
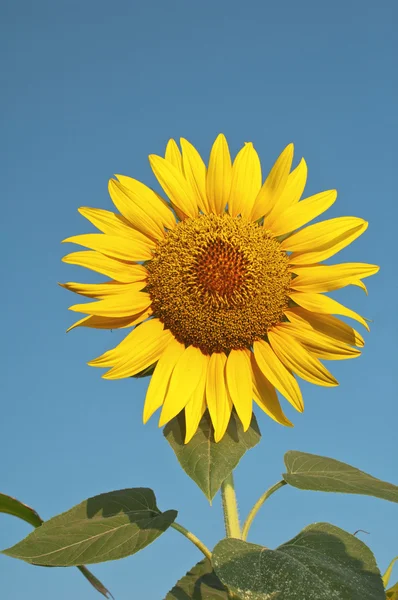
[0,0,396,598]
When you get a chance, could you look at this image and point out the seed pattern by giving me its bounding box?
[146,214,291,354]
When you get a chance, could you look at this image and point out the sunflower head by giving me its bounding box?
[62,135,379,442]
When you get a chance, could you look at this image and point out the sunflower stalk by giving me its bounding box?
[221,472,241,539]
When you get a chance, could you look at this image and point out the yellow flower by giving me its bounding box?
[62,135,378,442]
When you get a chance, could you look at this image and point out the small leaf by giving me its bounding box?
[164,411,261,501]
[0,492,112,597]
[384,556,398,588]
[283,451,398,502]
[2,488,177,566]
[165,558,229,600]
[212,522,385,600]
[0,492,43,528]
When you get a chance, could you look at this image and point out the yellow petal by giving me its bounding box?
[266,189,337,236]
[158,346,209,426]
[108,179,165,240]
[60,280,146,298]
[149,154,198,219]
[268,327,338,387]
[63,233,153,262]
[116,175,177,231]
[164,140,186,221]
[165,139,183,172]
[250,144,294,221]
[275,323,360,360]
[181,138,210,213]
[250,353,293,427]
[88,324,153,368]
[89,335,143,369]
[103,321,173,379]
[215,392,233,442]
[289,291,370,331]
[386,582,398,599]
[62,251,147,283]
[274,157,308,210]
[253,339,303,411]
[143,336,186,423]
[351,279,368,294]
[383,556,398,589]
[229,143,262,218]
[69,291,151,317]
[290,262,379,293]
[78,207,154,242]
[225,349,253,431]
[282,217,368,264]
[206,134,232,215]
[206,352,233,442]
[67,309,151,332]
[89,318,163,368]
[185,377,207,444]
[285,308,365,348]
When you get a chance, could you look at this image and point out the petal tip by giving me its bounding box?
[158,411,168,428]
[102,370,119,380]
[184,430,196,444]
[286,142,294,154]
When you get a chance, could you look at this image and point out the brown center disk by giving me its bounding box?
[146,213,291,354]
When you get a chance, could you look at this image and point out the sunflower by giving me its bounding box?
[62,135,378,442]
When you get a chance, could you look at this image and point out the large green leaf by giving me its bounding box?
[212,522,385,600]
[283,451,398,502]
[2,488,177,566]
[0,492,112,598]
[165,558,229,600]
[164,411,261,502]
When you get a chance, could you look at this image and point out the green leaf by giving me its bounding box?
[0,492,43,528]
[0,492,112,598]
[164,411,261,502]
[212,522,385,600]
[2,488,177,566]
[283,451,398,503]
[165,558,229,600]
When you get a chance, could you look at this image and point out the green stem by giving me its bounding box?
[171,522,212,561]
[221,472,241,538]
[242,479,287,541]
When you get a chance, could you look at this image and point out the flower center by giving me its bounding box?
[146,214,291,354]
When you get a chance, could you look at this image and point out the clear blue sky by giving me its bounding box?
[1,1,396,598]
